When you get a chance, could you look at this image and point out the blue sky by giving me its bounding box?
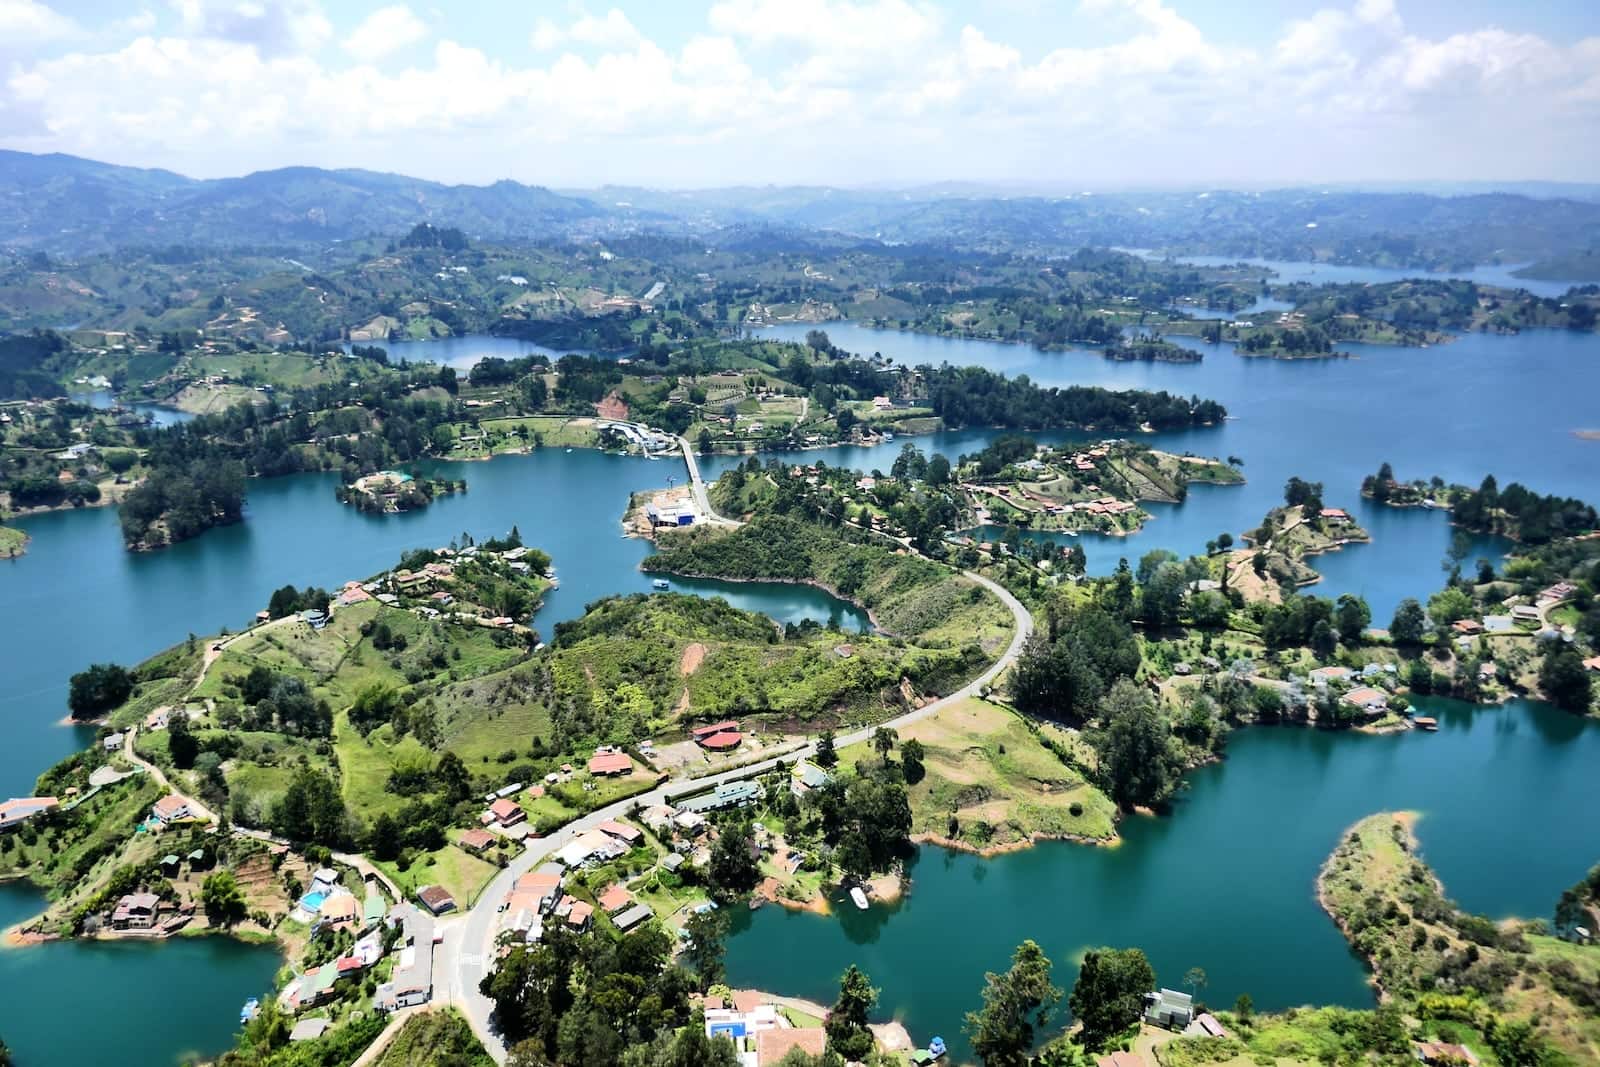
[2,1,1597,187]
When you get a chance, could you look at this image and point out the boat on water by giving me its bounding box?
[913,1036,948,1063]
[652,578,670,590]
[240,998,260,1024]
[565,447,573,453]
[849,886,869,910]
[1414,716,1439,731]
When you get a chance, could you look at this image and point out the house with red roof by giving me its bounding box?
[700,730,743,751]
[487,798,525,827]
[459,829,496,854]
[587,748,633,776]
[596,819,643,846]
[598,884,634,914]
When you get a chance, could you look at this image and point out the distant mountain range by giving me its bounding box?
[0,150,621,255]
[3,149,1599,274]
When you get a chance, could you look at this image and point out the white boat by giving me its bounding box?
[652,578,670,590]
[849,886,869,910]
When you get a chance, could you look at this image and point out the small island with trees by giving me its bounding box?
[335,470,465,514]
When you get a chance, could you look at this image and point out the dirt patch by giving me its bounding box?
[595,392,630,421]
[679,643,707,676]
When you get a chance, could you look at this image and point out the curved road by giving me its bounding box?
[441,569,1033,1061]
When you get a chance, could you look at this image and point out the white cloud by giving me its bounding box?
[0,0,77,43]
[1,0,1598,186]
[531,8,642,52]
[343,5,427,59]
[170,0,331,56]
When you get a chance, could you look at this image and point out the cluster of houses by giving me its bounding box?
[496,819,654,946]
[1304,664,1400,719]
[282,871,436,1018]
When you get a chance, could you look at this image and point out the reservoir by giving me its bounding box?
[723,697,1600,1063]
[2,321,1598,1065]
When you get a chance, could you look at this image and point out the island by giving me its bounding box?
[335,470,465,514]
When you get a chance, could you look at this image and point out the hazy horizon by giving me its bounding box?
[2,0,1597,189]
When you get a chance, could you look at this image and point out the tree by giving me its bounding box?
[1427,586,1475,628]
[708,821,760,897]
[815,729,838,770]
[825,965,878,1061]
[928,454,952,486]
[1389,598,1427,645]
[167,709,199,769]
[201,870,248,926]
[1310,619,1337,660]
[872,726,897,761]
[1098,680,1177,810]
[1183,967,1207,998]
[966,940,1062,1066]
[682,909,727,989]
[1233,993,1253,1022]
[900,738,926,785]
[1540,646,1593,713]
[1335,594,1370,644]
[1068,946,1154,1050]
[67,662,133,719]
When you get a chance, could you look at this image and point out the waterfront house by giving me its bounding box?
[103,732,125,752]
[1343,686,1389,715]
[416,885,456,915]
[111,892,161,930]
[151,794,193,824]
[293,966,340,1010]
[587,748,633,776]
[1309,666,1353,686]
[756,1028,827,1066]
[1319,508,1351,524]
[0,796,58,832]
[1144,988,1193,1029]
[300,608,327,630]
[318,893,361,931]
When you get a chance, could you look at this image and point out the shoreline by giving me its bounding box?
[912,828,1119,859]
[639,565,890,635]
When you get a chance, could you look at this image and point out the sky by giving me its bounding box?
[0,0,1597,189]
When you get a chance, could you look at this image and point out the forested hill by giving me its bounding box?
[0,151,621,255]
[8,150,1600,276]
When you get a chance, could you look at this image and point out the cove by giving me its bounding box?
[1155,254,1584,301]
[724,697,1600,1063]
[3,448,868,798]
[752,321,1600,619]
[349,333,583,371]
[0,882,283,1065]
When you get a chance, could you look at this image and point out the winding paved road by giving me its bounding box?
[442,569,1034,1061]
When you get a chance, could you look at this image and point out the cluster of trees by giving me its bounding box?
[118,452,246,548]
[481,924,708,1066]
[1240,325,1333,356]
[1011,602,1141,726]
[399,222,468,251]
[0,329,69,399]
[1451,475,1597,544]
[267,767,356,849]
[923,365,1226,431]
[266,584,331,619]
[227,666,334,737]
[67,662,134,720]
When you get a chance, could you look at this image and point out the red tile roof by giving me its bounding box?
[598,884,633,913]
[692,720,739,738]
[700,730,742,750]
[587,750,633,775]
[460,829,496,852]
[757,1029,827,1066]
[596,819,642,843]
